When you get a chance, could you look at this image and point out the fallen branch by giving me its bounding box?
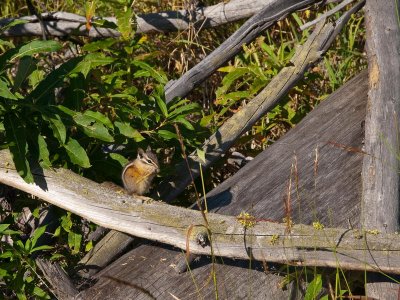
[0,0,301,38]
[1,149,400,274]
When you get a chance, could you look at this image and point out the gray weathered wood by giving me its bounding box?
[78,230,134,278]
[361,0,400,234]
[2,142,399,274]
[79,70,371,299]
[157,1,366,202]
[36,258,78,300]
[0,0,309,38]
[362,0,400,298]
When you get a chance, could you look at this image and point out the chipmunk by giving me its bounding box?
[121,146,160,195]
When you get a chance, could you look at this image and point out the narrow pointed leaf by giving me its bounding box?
[115,121,144,142]
[4,114,34,183]
[0,79,18,100]
[11,40,61,61]
[63,138,91,168]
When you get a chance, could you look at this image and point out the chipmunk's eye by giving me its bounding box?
[147,159,152,164]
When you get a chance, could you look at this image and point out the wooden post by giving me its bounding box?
[362,0,400,297]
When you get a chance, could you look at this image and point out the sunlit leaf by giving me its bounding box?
[109,153,128,166]
[304,274,322,300]
[0,79,18,100]
[116,8,133,40]
[73,113,114,142]
[132,61,167,84]
[83,110,113,128]
[68,231,82,255]
[11,40,61,61]
[42,113,67,144]
[70,53,115,78]
[37,135,51,168]
[157,129,178,140]
[115,121,144,142]
[63,138,91,168]
[155,95,168,117]
[196,148,206,164]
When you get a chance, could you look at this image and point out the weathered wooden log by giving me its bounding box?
[78,230,134,278]
[78,70,371,299]
[36,258,78,300]
[362,0,400,298]
[0,0,315,38]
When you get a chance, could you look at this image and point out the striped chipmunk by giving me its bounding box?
[121,146,160,195]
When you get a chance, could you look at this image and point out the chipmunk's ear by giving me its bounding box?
[146,145,152,152]
[137,148,144,159]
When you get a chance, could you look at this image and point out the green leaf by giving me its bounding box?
[304,274,322,300]
[116,8,133,40]
[50,253,64,260]
[196,148,206,164]
[0,224,10,233]
[82,38,116,52]
[42,113,66,144]
[155,96,168,117]
[200,114,214,127]
[83,110,113,128]
[64,73,86,110]
[168,102,200,119]
[109,153,128,166]
[132,61,167,84]
[11,40,61,61]
[0,251,13,259]
[28,69,45,89]
[73,113,114,142]
[29,56,84,105]
[60,213,72,232]
[33,286,49,298]
[30,245,53,253]
[216,67,250,96]
[4,114,34,183]
[37,135,51,168]
[68,231,82,255]
[115,121,144,142]
[216,91,250,106]
[85,240,93,252]
[63,138,91,168]
[0,78,18,100]
[0,19,28,33]
[157,129,178,140]
[24,238,32,251]
[14,56,36,90]
[30,225,47,250]
[70,53,115,78]
[173,117,194,130]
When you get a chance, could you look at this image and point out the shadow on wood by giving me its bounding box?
[78,70,369,299]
